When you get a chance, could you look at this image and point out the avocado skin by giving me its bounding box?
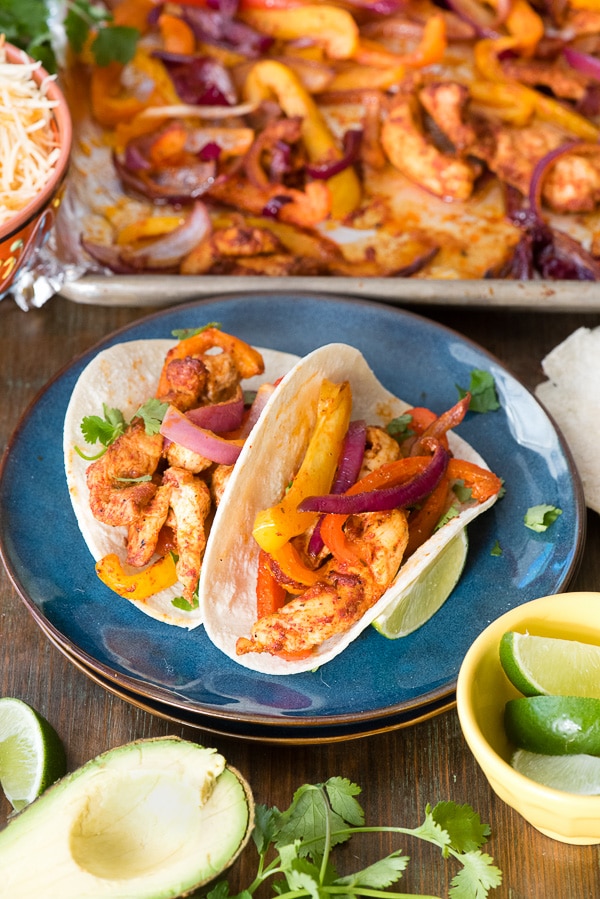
[0,736,254,899]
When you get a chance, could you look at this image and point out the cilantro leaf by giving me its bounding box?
[449,851,503,899]
[171,322,222,340]
[490,540,502,557]
[80,404,126,447]
[524,504,562,533]
[456,370,500,414]
[0,0,56,70]
[335,852,410,888]
[91,24,139,66]
[324,777,364,827]
[64,0,111,54]
[386,413,415,444]
[135,399,169,435]
[273,783,352,856]
[431,802,490,853]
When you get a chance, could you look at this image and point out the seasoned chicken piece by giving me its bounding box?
[471,120,562,196]
[358,426,401,479]
[236,508,409,657]
[202,351,242,404]
[471,119,600,213]
[500,57,588,102]
[156,356,208,411]
[126,484,172,567]
[544,153,600,213]
[162,467,212,603]
[165,440,214,475]
[86,419,163,527]
[210,463,234,506]
[419,82,476,152]
[211,225,283,257]
[381,97,478,201]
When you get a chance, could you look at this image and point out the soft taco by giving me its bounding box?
[200,344,502,673]
[63,327,300,628]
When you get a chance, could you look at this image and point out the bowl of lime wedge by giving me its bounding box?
[456,591,600,845]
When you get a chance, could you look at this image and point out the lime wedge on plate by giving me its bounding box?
[499,631,600,698]
[373,528,468,639]
[505,695,600,756]
[511,749,600,795]
[0,698,66,812]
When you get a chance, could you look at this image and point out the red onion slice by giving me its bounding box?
[563,46,600,82]
[160,405,243,464]
[308,419,367,557]
[186,386,245,432]
[238,382,276,438]
[119,202,211,269]
[300,442,449,515]
[305,129,362,180]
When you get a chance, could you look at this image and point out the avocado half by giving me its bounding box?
[0,736,255,899]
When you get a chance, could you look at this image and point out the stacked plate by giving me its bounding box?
[0,294,585,743]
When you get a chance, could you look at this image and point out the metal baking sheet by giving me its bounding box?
[60,274,600,311]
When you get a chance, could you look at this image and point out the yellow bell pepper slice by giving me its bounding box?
[474,38,599,141]
[244,60,362,218]
[116,215,185,246]
[253,379,352,554]
[240,6,359,59]
[96,553,178,601]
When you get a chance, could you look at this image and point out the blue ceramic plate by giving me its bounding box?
[0,293,585,733]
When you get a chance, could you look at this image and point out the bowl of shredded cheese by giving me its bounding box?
[0,37,72,301]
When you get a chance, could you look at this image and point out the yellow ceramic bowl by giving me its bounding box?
[456,592,600,845]
[0,43,72,299]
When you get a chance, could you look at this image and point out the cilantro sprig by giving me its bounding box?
[456,371,499,414]
[3,0,138,72]
[209,778,502,899]
[76,399,168,460]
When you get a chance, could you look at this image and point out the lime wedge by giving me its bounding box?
[0,698,66,812]
[372,528,468,639]
[505,695,600,756]
[511,749,600,795]
[500,631,600,698]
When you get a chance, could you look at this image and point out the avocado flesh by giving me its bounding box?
[0,737,253,899]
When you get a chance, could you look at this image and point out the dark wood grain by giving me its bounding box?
[1,294,600,897]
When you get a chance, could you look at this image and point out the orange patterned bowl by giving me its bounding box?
[0,43,72,300]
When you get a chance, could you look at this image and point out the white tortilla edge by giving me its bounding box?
[200,343,500,673]
[63,338,300,629]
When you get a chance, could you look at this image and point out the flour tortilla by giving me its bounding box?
[200,343,500,674]
[535,326,600,514]
[64,338,300,628]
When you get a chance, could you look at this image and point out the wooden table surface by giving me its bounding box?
[1,293,600,898]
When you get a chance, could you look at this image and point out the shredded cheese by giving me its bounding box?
[0,39,61,228]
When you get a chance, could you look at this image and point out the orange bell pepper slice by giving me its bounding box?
[267,541,322,588]
[96,553,178,601]
[256,549,288,617]
[90,62,148,128]
[113,0,156,31]
[405,475,451,557]
[504,0,544,54]
[241,6,358,59]
[158,12,196,55]
[399,13,447,67]
[446,459,502,503]
[156,327,265,399]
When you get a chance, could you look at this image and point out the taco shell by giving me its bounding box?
[64,338,299,628]
[200,343,500,672]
